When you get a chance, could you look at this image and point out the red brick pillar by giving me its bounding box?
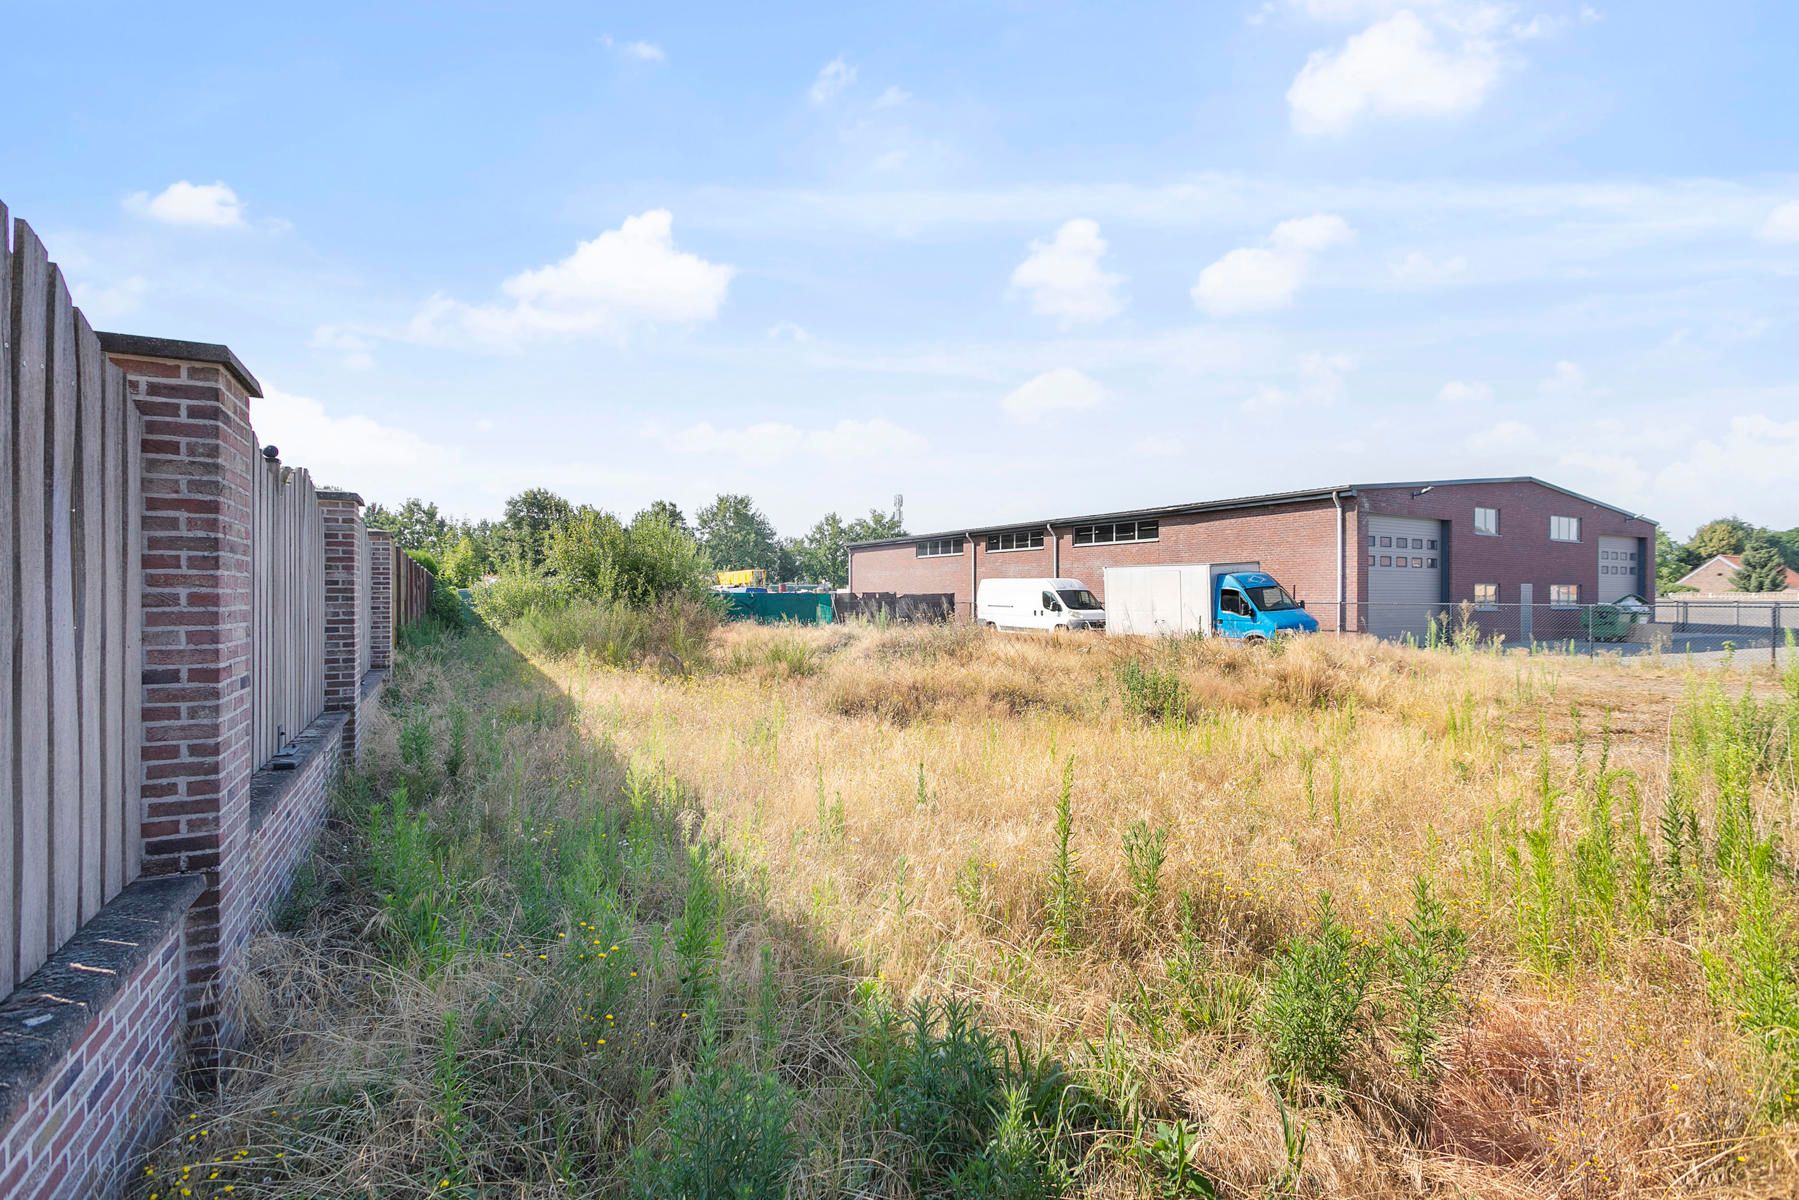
[367,527,395,670]
[99,334,261,1068]
[317,492,368,760]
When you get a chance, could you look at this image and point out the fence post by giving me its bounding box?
[317,492,369,762]
[100,335,261,1069]
[367,527,395,670]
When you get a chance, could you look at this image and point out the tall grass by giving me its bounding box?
[130,618,1799,1199]
[530,618,1799,1197]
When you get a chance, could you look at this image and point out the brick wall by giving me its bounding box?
[317,493,368,761]
[0,877,202,1200]
[367,529,395,670]
[114,352,258,1065]
[0,242,380,1194]
[245,712,346,922]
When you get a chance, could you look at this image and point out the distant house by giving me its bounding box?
[1674,554,1799,594]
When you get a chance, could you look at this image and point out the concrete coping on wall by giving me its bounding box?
[93,331,262,398]
[359,668,388,703]
[0,874,208,1132]
[248,710,350,834]
[315,490,365,506]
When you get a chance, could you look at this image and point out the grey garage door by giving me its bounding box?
[1597,536,1640,602]
[1366,515,1444,640]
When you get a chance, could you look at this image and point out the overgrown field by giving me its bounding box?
[131,615,1799,1199]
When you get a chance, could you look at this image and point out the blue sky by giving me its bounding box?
[5,1,1797,539]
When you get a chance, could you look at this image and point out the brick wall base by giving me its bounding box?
[0,703,356,1200]
[0,876,205,1200]
[245,710,347,921]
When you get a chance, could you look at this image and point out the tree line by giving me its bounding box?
[363,490,905,593]
[1658,517,1799,593]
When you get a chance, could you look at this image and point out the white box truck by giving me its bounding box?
[1103,562,1318,640]
[976,577,1106,632]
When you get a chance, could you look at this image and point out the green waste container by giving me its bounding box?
[719,592,834,624]
[1580,604,1629,643]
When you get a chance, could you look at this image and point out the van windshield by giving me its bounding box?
[1057,589,1101,610]
[1245,584,1300,611]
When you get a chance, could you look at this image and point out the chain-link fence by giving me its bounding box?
[1341,599,1797,662]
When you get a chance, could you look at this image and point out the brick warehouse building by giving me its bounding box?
[846,477,1658,640]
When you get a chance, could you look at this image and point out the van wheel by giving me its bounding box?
[1243,633,1268,645]
[982,621,997,630]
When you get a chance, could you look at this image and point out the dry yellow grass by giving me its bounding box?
[542,621,1799,1199]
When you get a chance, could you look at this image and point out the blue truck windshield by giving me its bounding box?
[1057,589,1101,610]
[1246,585,1300,611]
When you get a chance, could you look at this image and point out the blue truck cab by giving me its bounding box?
[1214,571,1320,640]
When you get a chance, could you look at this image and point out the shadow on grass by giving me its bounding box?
[126,617,1119,1200]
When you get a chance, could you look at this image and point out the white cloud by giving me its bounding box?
[1390,250,1468,284]
[123,181,245,228]
[1437,379,1493,405]
[767,321,812,342]
[255,387,455,489]
[1001,367,1107,422]
[407,210,733,350]
[1538,359,1591,398]
[603,36,665,62]
[1655,413,1799,511]
[1009,219,1124,327]
[1760,201,1799,243]
[667,417,924,460]
[1286,10,1501,135]
[1462,418,1534,452]
[1133,437,1186,458]
[1241,351,1354,413]
[311,325,375,371]
[1192,213,1353,315]
[72,275,148,323]
[874,85,912,108]
[808,57,856,106]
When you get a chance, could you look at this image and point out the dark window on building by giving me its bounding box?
[916,537,964,558]
[986,529,1045,553]
[1073,519,1159,546]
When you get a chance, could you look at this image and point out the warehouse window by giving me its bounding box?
[1550,515,1581,542]
[1474,583,1498,609]
[915,537,964,558]
[1474,507,1499,536]
[1551,584,1579,607]
[986,529,1044,553]
[1379,555,1392,566]
[1073,519,1159,546]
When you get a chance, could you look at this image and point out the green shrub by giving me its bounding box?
[631,1024,796,1200]
[857,995,1080,1196]
[1119,658,1189,727]
[1258,893,1374,1094]
[505,597,719,671]
[1387,877,1470,1078]
[470,570,574,625]
[1123,820,1169,917]
[1046,756,1082,949]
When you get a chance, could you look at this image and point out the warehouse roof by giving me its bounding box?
[845,476,1656,551]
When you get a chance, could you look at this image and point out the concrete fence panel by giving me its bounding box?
[251,449,327,768]
[2,210,146,996]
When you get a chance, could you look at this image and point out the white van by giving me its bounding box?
[976,577,1106,632]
